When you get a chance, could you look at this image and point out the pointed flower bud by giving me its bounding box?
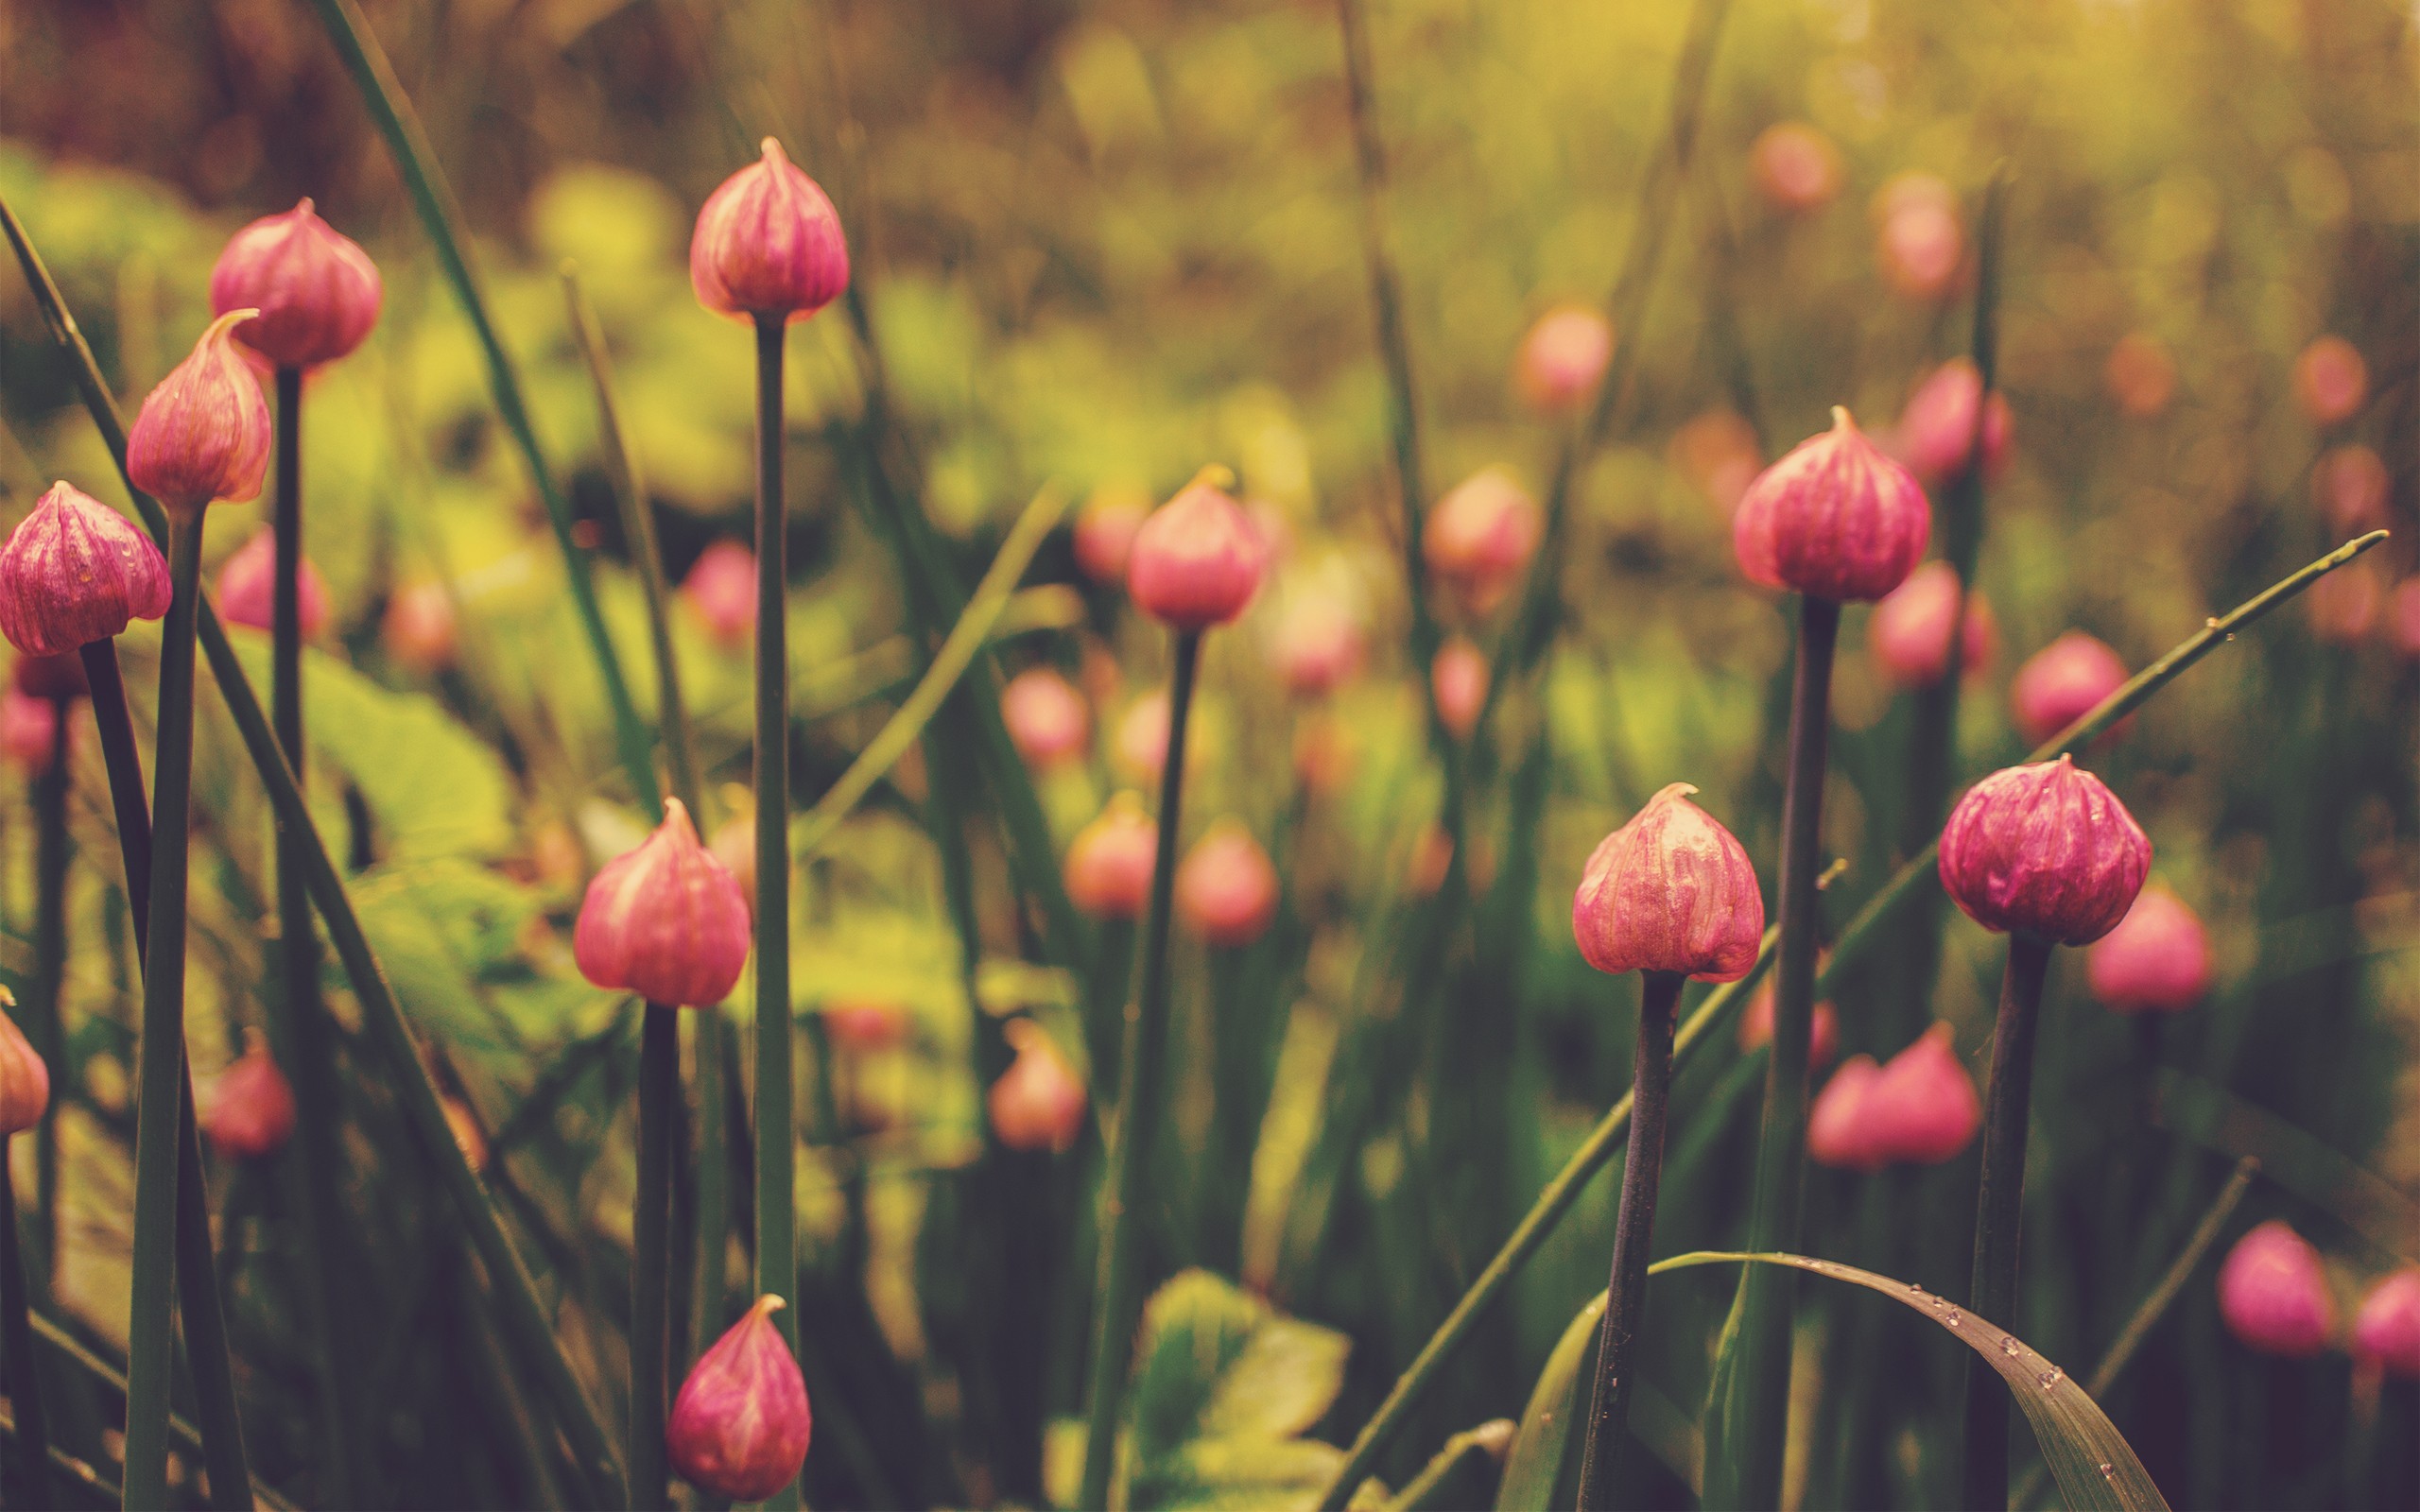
[2291,335,2366,427]
[667,1294,812,1500]
[1806,1054,1884,1171]
[1750,123,1843,214]
[988,1018,1087,1153]
[1127,472,1267,629]
[1862,1022,1981,1164]
[574,798,752,1007]
[216,529,331,636]
[1940,756,2150,945]
[208,198,383,370]
[1001,666,1090,768]
[1893,358,2013,489]
[128,310,272,514]
[2086,883,2214,1014]
[1513,305,1613,415]
[1867,560,1996,688]
[1177,819,1279,948]
[1432,635,1489,740]
[202,1039,296,1160]
[2011,631,2130,745]
[0,995,50,1138]
[1572,782,1764,981]
[0,690,58,774]
[682,541,756,648]
[1733,408,1930,603]
[1064,793,1157,919]
[690,138,850,324]
[2352,1269,2420,1378]
[2218,1221,2336,1358]
[1424,468,1541,615]
[0,481,173,657]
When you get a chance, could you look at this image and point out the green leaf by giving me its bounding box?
[1495,1291,1601,1511]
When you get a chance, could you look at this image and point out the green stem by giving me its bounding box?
[0,1150,52,1509]
[689,1008,730,1374]
[1961,931,2052,1512]
[1078,628,1202,1512]
[28,707,65,1278]
[1575,970,1684,1511]
[631,1004,678,1511]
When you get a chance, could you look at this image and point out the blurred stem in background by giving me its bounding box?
[631,1002,678,1508]
[1960,930,2052,1510]
[26,700,65,1276]
[0,1096,52,1506]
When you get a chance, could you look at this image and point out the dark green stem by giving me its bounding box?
[1961,931,2052,1512]
[1078,628,1202,1512]
[28,706,65,1278]
[0,1152,51,1509]
[631,1003,678,1511]
[1575,970,1684,1511]
[689,1008,729,1371]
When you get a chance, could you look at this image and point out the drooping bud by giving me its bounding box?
[0,691,58,774]
[574,798,752,1007]
[12,651,87,703]
[1064,792,1158,920]
[1737,979,1839,1070]
[1127,472,1267,630]
[2086,883,2214,1014]
[1268,593,1364,698]
[2291,335,2367,427]
[0,481,173,657]
[987,1018,1087,1153]
[690,139,850,324]
[1806,1055,1884,1171]
[1867,560,1996,688]
[1860,1022,1982,1164]
[1432,635,1489,740]
[216,529,331,636]
[1750,123,1843,214]
[1424,468,1541,616]
[822,999,908,1055]
[382,580,458,674]
[0,995,50,1138]
[2352,1269,2420,1378]
[1513,305,1614,414]
[1073,486,1150,587]
[1732,407,1930,603]
[667,1294,813,1501]
[1572,782,1765,981]
[1940,756,2150,945]
[1874,172,1963,301]
[202,1040,296,1160]
[2103,334,2178,419]
[1112,690,1170,785]
[1893,358,2013,489]
[1176,819,1280,948]
[2010,631,2130,746]
[2217,1221,2336,1358]
[682,541,756,648]
[208,198,383,370]
[127,310,272,514]
[1000,666,1090,769]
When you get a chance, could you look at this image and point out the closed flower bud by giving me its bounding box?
[2218,1221,2336,1358]
[1732,407,1930,603]
[1806,1055,1884,1171]
[1750,122,1843,214]
[1268,594,1364,697]
[0,997,50,1138]
[203,1040,295,1160]
[0,481,173,657]
[667,1294,812,1501]
[690,139,849,324]
[1001,666,1090,768]
[2010,631,2130,746]
[1127,472,1267,629]
[1074,488,1150,587]
[2086,883,2213,1014]
[1513,305,1614,414]
[1432,635,1489,740]
[2313,445,2390,534]
[1572,782,1764,981]
[2352,1270,2420,1378]
[988,1018,1087,1153]
[822,999,908,1054]
[1893,358,2013,488]
[1875,173,1963,301]
[1861,1022,1982,1164]
[682,541,756,648]
[1113,690,1170,785]
[1064,793,1157,919]
[208,198,383,370]
[2291,335,2367,427]
[1940,755,2151,945]
[216,529,331,637]
[1424,469,1541,615]
[1867,560,1996,688]
[1,690,58,774]
[12,651,87,703]
[128,310,272,514]
[574,798,752,1007]
[1176,819,1279,948]
[1737,980,1839,1070]
[382,580,458,674]
[2103,334,2178,420]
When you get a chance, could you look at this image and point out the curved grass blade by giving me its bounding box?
[1494,1292,1604,1512]
[2151,1073,2417,1263]
[1379,1420,1512,1512]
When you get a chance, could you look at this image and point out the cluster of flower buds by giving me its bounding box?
[573,799,752,1007]
[1572,783,1765,982]
[1939,755,2151,945]
[667,1294,813,1499]
[2217,1221,2420,1377]
[1807,1023,1982,1170]
[1732,408,1930,603]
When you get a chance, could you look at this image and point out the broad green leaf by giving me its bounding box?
[1495,1291,1601,1511]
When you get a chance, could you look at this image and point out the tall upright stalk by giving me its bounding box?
[631,1003,678,1509]
[1078,629,1202,1512]
[0,1141,50,1509]
[27,706,66,1275]
[1961,931,2052,1510]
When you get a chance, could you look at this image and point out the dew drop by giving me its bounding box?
[1945,1309,1962,1327]
[2037,1367,2064,1391]
[1999,1335,2020,1356]
[2099,1463,2115,1480]
[1909,1281,1927,1296]
[2204,617,2221,629]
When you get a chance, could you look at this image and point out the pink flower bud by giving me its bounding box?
[2292,335,2367,427]
[203,1040,295,1160]
[821,999,908,1054]
[1112,690,1170,785]
[2391,580,2420,662]
[129,311,273,514]
[1000,666,1090,768]
[667,1294,812,1501]
[574,798,752,1007]
[1127,473,1267,630]
[1424,469,1541,616]
[1750,123,1843,214]
[1893,358,2013,489]
[1867,560,1997,688]
[0,481,173,657]
[0,997,50,1138]
[1064,793,1157,920]
[1862,1022,1981,1164]
[1572,782,1764,981]
[1431,635,1489,740]
[1733,407,1930,603]
[208,198,383,370]
[2306,558,2380,645]
[1806,1055,1884,1171]
[1940,755,2151,945]
[1737,980,1839,1070]
[382,580,458,674]
[988,1018,1087,1153]
[1073,489,1150,587]
[2313,445,2390,534]
[2217,1221,2336,1358]
[2352,1269,2420,1378]
[1513,305,1614,414]
[12,651,87,702]
[2103,334,2177,420]
[2086,883,2213,1014]
[216,529,331,637]
[2010,631,2130,746]
[682,541,756,649]
[689,139,849,324]
[1874,173,1963,301]
[0,690,58,774]
[1176,819,1279,948]
[1268,594,1364,697]
[1671,409,1765,518]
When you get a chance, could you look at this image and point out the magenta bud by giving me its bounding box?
[1127,472,1267,630]
[0,993,50,1138]
[1176,819,1280,948]
[0,691,59,774]
[208,198,382,370]
[1862,1022,1981,1164]
[1425,468,1541,616]
[1874,173,1963,301]
[690,139,849,323]
[2353,1270,2420,1378]
[682,541,755,648]
[2011,630,2131,746]
[1940,755,2150,945]
[2085,883,2213,1014]
[1001,666,1091,769]
[573,798,752,1007]
[0,481,173,657]
[1064,793,1157,920]
[1806,1055,1885,1171]
[2218,1221,2336,1358]
[202,1040,295,1160]
[1513,305,1613,415]
[128,310,272,514]
[1893,358,2013,489]
[1867,560,1996,689]
[987,1018,1088,1153]
[1431,635,1489,740]
[667,1294,812,1501]
[216,529,331,637]
[1572,782,1765,982]
[1733,407,1930,603]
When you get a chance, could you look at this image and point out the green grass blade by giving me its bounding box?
[1494,1293,1604,1512]
[1380,1420,1512,1512]
[2151,1074,2416,1263]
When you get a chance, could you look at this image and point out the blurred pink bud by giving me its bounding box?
[1806,1055,1884,1171]
[1862,1022,1981,1164]
[1424,469,1541,615]
[1064,793,1157,920]
[1733,407,1930,603]
[2218,1221,2336,1358]
[574,798,752,1007]
[1874,174,1963,301]
[1000,666,1090,768]
[988,1019,1087,1153]
[2352,1269,2420,1377]
[128,310,272,514]
[1113,690,1170,785]
[0,999,50,1138]
[1737,980,1839,1071]
[2312,445,2390,535]
[1269,594,1365,697]
[1750,123,1843,214]
[203,1040,295,1160]
[2104,334,2177,419]
[1670,409,1764,516]
[1893,359,2013,489]
[1940,755,2151,945]
[2086,883,2213,1014]
[1572,782,1764,981]
[216,530,330,637]
[1868,560,1996,688]
[208,198,382,370]
[1431,635,1489,740]
[667,1294,812,1500]
[12,651,87,702]
[0,690,58,774]
[822,998,908,1054]
[0,481,173,657]
[2292,335,2367,427]
[2011,631,2130,746]
[382,580,458,674]
[682,541,756,648]
[1073,490,1150,587]
[1176,819,1279,948]
[1127,473,1267,630]
[1514,304,1614,414]
[2306,558,2380,645]
[2391,580,2420,662]
[689,139,849,324]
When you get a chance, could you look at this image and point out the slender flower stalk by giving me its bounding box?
[632,1003,679,1507]
[0,995,54,1509]
[25,689,67,1274]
